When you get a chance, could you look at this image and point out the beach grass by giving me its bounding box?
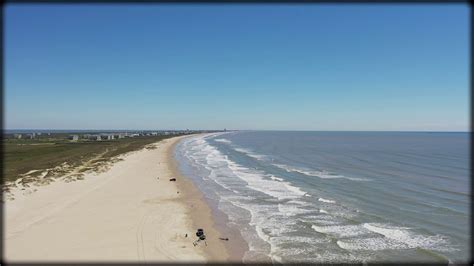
[3,135,182,185]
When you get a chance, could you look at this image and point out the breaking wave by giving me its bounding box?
[175,132,461,263]
[272,163,370,181]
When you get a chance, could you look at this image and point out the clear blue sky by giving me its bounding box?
[5,4,469,131]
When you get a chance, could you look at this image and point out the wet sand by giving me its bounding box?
[168,137,249,262]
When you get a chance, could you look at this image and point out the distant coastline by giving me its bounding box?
[4,129,226,134]
[4,129,468,134]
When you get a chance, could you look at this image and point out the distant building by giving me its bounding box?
[114,133,125,139]
[13,134,22,139]
[68,135,79,141]
[25,134,35,139]
[88,135,101,141]
[100,134,114,140]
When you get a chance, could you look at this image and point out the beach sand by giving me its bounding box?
[3,135,233,263]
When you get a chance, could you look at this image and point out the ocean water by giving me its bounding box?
[175,131,470,263]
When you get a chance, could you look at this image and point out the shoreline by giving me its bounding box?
[3,135,234,262]
[169,134,249,262]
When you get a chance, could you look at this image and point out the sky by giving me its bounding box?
[5,4,469,131]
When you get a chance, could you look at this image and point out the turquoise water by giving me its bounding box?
[175,131,469,263]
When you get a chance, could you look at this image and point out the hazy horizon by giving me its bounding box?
[5,4,469,131]
[4,128,470,133]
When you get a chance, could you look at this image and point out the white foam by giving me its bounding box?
[271,255,283,263]
[186,136,307,203]
[300,214,352,226]
[336,223,455,252]
[316,251,371,263]
[226,199,310,260]
[226,162,306,201]
[318,198,336,203]
[182,136,308,206]
[177,133,387,262]
[302,214,339,222]
[272,163,298,172]
[312,219,342,226]
[312,224,373,238]
[233,147,267,160]
[363,223,451,250]
[255,225,270,243]
[337,237,398,251]
[269,175,284,182]
[214,138,232,144]
[282,182,306,196]
[278,203,313,216]
[207,170,238,193]
[272,163,370,181]
[271,235,332,246]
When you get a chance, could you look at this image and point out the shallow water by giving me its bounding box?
[175,131,469,263]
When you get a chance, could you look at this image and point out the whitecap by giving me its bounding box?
[269,175,285,182]
[272,163,370,181]
[318,198,336,203]
[233,147,267,160]
[312,224,373,238]
[337,237,402,251]
[363,223,452,250]
[214,138,232,144]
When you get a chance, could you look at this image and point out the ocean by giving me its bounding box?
[175,131,470,263]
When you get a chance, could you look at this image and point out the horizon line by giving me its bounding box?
[4,129,470,133]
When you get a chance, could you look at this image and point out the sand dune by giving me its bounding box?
[4,135,229,262]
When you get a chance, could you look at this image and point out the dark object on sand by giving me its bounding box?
[177,191,179,194]
[193,229,207,246]
[219,237,229,241]
[185,234,188,238]
[169,178,176,181]
[196,229,204,237]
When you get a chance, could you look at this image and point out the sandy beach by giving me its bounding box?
[3,135,232,263]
